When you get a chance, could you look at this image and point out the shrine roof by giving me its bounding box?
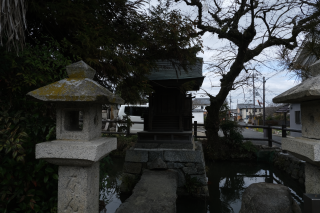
[148,58,204,81]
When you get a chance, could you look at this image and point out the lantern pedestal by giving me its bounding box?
[58,162,99,213]
[36,137,116,213]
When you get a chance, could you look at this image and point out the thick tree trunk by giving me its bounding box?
[204,96,221,143]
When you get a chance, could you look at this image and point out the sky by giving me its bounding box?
[143,0,305,109]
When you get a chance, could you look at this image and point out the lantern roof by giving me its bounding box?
[273,59,320,103]
[27,61,124,104]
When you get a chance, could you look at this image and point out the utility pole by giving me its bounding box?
[263,77,267,137]
[229,94,232,110]
[253,72,255,119]
[263,77,266,125]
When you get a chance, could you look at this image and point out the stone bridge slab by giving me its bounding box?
[115,169,178,213]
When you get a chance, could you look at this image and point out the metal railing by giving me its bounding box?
[100,120,302,146]
[193,121,302,147]
[101,120,143,136]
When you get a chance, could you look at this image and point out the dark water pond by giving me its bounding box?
[100,158,305,213]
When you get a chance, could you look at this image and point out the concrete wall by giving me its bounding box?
[290,103,302,137]
[192,112,204,124]
[194,105,209,110]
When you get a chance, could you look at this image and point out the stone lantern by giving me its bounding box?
[27,61,124,213]
[273,59,320,194]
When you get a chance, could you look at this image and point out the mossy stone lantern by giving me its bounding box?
[273,59,320,194]
[27,61,124,213]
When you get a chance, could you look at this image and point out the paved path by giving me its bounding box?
[115,170,178,213]
[196,122,283,148]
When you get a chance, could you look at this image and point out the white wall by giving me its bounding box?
[240,108,263,118]
[192,112,204,124]
[290,103,302,137]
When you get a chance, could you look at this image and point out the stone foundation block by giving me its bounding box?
[167,162,184,169]
[171,169,186,187]
[196,163,205,171]
[185,163,195,167]
[123,162,142,174]
[147,157,167,170]
[182,167,198,175]
[191,174,207,186]
[148,151,164,161]
[58,162,99,213]
[125,150,148,162]
[164,150,202,163]
[305,163,320,194]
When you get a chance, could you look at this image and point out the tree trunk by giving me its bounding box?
[204,96,221,143]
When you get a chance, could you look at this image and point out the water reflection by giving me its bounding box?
[100,157,130,213]
[100,159,305,213]
[177,161,305,213]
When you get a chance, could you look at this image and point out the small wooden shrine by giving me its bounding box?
[136,58,204,149]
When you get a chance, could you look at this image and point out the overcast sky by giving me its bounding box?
[144,0,304,109]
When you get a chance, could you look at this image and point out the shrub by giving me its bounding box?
[0,38,72,213]
[202,120,258,161]
[219,120,244,147]
[240,141,257,153]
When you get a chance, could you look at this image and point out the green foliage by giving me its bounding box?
[185,174,202,194]
[0,105,59,213]
[240,141,257,153]
[219,120,244,147]
[26,0,202,104]
[202,120,258,161]
[0,107,28,161]
[219,101,230,120]
[0,38,71,212]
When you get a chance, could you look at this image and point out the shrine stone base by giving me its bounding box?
[120,141,209,197]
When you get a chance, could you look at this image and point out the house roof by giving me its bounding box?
[192,109,205,112]
[193,98,210,105]
[237,103,263,109]
[275,104,290,113]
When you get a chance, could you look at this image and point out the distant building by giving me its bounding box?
[236,103,263,119]
[192,98,210,110]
